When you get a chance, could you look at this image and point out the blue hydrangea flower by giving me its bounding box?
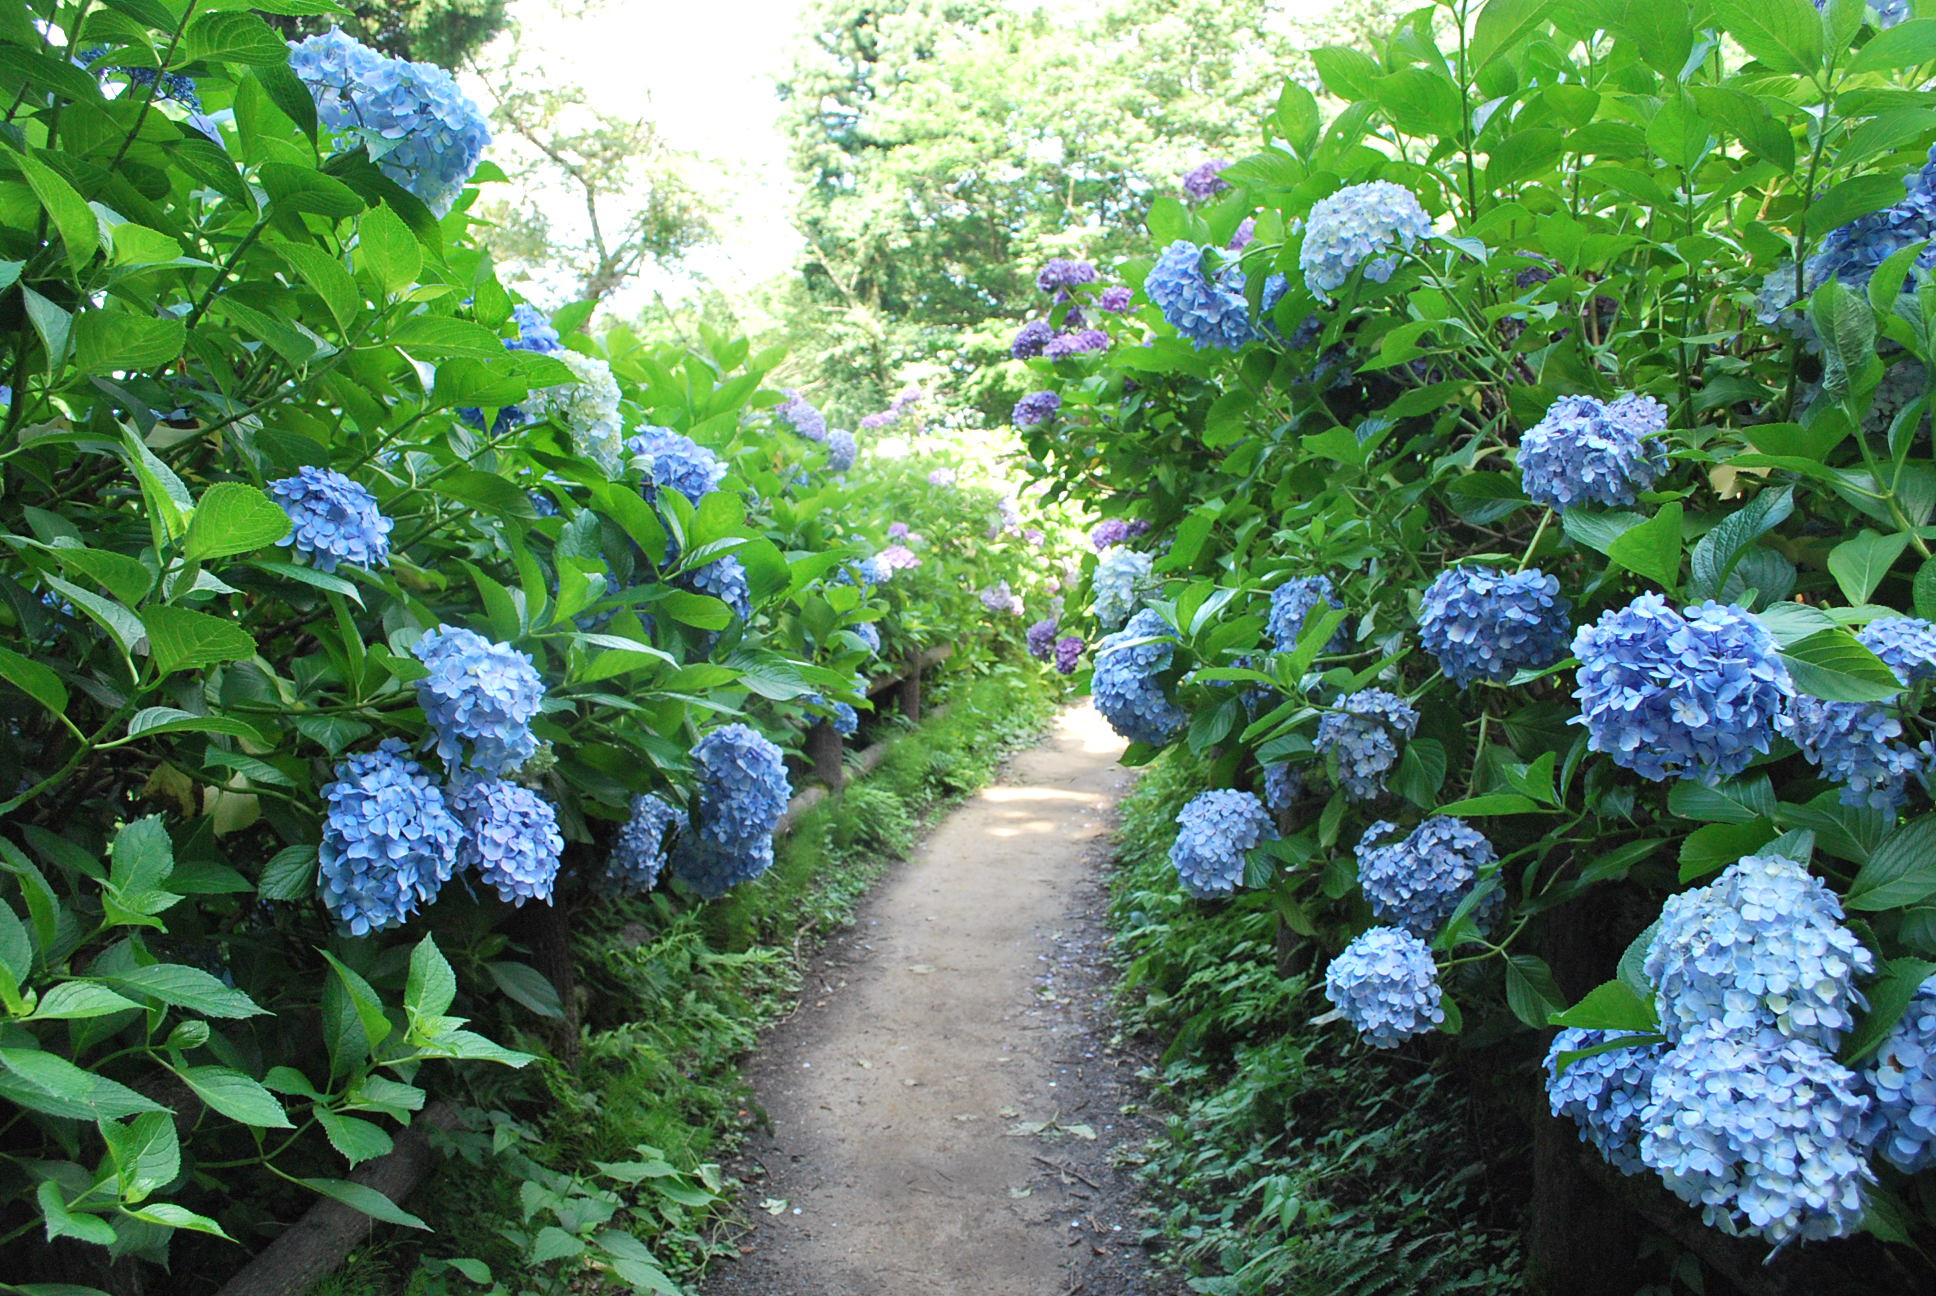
[1862,972,1936,1172]
[603,793,682,894]
[1324,926,1445,1048]
[448,774,563,907]
[1091,609,1186,746]
[1315,689,1418,801]
[1012,390,1061,428]
[777,390,828,442]
[1645,853,1875,1050]
[1822,0,1909,28]
[270,466,392,572]
[670,833,776,899]
[1572,596,1793,784]
[1418,565,1572,686]
[1300,181,1431,299]
[1092,547,1153,630]
[690,723,790,846]
[627,426,726,508]
[1170,789,1278,897]
[412,626,546,774]
[1519,394,1670,510]
[505,303,562,353]
[319,740,462,936]
[1355,817,1497,936]
[1545,1029,1664,1176]
[1266,575,1346,653]
[1037,259,1098,293]
[1780,616,1936,810]
[1182,159,1231,201]
[1262,763,1302,812]
[525,349,624,474]
[683,554,751,622]
[80,46,201,109]
[1012,320,1054,358]
[289,28,489,216]
[1144,240,1257,351]
[853,621,882,655]
[1639,1031,1875,1245]
[827,429,858,473]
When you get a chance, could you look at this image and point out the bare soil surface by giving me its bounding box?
[700,704,1181,1296]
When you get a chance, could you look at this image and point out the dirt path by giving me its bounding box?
[702,703,1173,1296]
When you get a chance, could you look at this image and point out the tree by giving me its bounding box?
[271,0,512,68]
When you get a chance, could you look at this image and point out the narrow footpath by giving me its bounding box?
[702,704,1175,1296]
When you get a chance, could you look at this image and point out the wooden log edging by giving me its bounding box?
[216,644,960,1296]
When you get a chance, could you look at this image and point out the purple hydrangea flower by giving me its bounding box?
[1054,635,1083,675]
[1026,617,1059,661]
[1300,180,1431,299]
[979,581,1024,615]
[270,466,393,573]
[1519,394,1670,510]
[1037,258,1098,293]
[1227,217,1257,252]
[603,793,682,894]
[1572,596,1792,784]
[1090,518,1150,550]
[1098,286,1134,313]
[1012,319,1054,359]
[412,626,546,774]
[1417,565,1572,687]
[1043,329,1111,359]
[289,28,489,216]
[827,428,858,473]
[318,740,462,935]
[1324,926,1444,1047]
[777,390,828,442]
[927,468,957,487]
[448,774,563,906]
[1013,390,1061,428]
[1315,689,1418,800]
[1091,609,1185,745]
[1170,789,1278,897]
[1181,160,1231,202]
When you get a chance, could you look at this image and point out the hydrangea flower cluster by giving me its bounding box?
[1170,789,1278,897]
[1145,240,1257,351]
[1037,258,1098,292]
[1764,140,1936,329]
[824,428,859,474]
[1043,329,1111,359]
[1092,609,1186,745]
[80,46,201,109]
[603,793,682,894]
[1228,217,1257,253]
[504,303,562,353]
[1182,159,1231,201]
[318,741,462,935]
[1262,763,1302,812]
[1092,546,1154,630]
[1012,390,1061,428]
[1572,596,1793,784]
[1779,616,1936,810]
[1053,635,1084,675]
[1324,926,1445,1047]
[448,775,564,907]
[859,389,923,430]
[1266,575,1346,653]
[927,468,956,487]
[672,724,791,897]
[1090,518,1150,550]
[684,555,752,621]
[627,427,726,507]
[1012,319,1054,358]
[270,466,393,573]
[1639,1031,1875,1244]
[1300,181,1431,299]
[289,29,490,216]
[524,350,625,475]
[1545,1030,1663,1175]
[1026,617,1060,661]
[1098,286,1134,313]
[853,621,882,655]
[777,390,828,442]
[1315,689,1418,800]
[878,545,920,572]
[1417,565,1572,687]
[1644,854,1875,1049]
[1518,394,1670,510]
[1355,817,1497,936]
[979,581,1024,615]
[1864,972,1936,1172]
[412,626,545,774]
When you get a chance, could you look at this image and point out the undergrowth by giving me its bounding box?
[316,665,1059,1295]
[1110,755,1528,1296]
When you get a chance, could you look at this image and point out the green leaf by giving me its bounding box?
[392,316,513,360]
[1848,16,1936,72]
[120,429,192,542]
[0,1046,166,1119]
[1606,501,1683,591]
[483,961,565,1019]
[1827,530,1909,605]
[121,1202,234,1240]
[104,1110,179,1202]
[1712,0,1824,73]
[278,244,361,330]
[181,1065,293,1128]
[1842,957,1936,1064]
[103,816,182,928]
[297,1177,430,1229]
[185,483,292,561]
[103,964,267,1019]
[1687,487,1794,601]
[406,934,457,1023]
[0,644,69,718]
[1433,793,1543,816]
[531,1225,586,1264]
[317,1110,394,1166]
[1505,954,1565,1029]
[126,707,269,745]
[1677,820,1778,882]
[26,982,141,1021]
[1549,979,1658,1032]
[258,844,318,902]
[1812,274,1878,400]
[321,953,394,1054]
[1846,815,1936,911]
[1779,627,1904,702]
[37,1181,117,1247]
[1471,0,1557,66]
[15,149,99,271]
[184,10,291,65]
[74,312,185,373]
[358,205,422,296]
[141,606,256,676]
[1667,775,1777,824]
